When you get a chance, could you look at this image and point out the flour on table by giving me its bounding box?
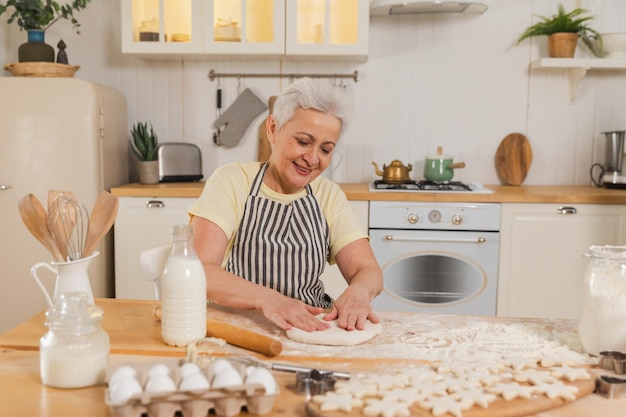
[285,314,382,346]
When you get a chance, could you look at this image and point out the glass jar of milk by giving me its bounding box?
[578,245,626,355]
[40,292,109,388]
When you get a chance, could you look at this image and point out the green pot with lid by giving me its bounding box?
[423,147,465,182]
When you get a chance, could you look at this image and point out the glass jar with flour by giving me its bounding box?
[578,245,626,355]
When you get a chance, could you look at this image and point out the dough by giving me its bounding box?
[286,314,382,346]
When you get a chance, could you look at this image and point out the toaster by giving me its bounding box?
[158,143,203,182]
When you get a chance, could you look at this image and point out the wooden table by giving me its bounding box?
[1,298,625,417]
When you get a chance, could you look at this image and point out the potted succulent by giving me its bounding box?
[0,0,91,62]
[516,3,601,58]
[130,121,160,184]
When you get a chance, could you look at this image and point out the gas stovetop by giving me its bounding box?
[370,180,493,193]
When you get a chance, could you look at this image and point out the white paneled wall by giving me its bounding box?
[1,0,626,186]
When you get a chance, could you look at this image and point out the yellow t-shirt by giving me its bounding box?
[188,162,367,267]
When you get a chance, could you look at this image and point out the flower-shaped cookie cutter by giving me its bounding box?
[595,351,626,399]
[598,351,626,374]
[296,369,337,397]
[596,375,626,399]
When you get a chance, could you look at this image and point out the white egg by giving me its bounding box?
[212,368,243,388]
[144,374,177,393]
[108,376,143,406]
[179,372,210,391]
[245,368,277,394]
[179,362,202,378]
[109,366,137,388]
[147,363,171,379]
[211,358,234,374]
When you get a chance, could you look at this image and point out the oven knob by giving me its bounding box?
[428,210,442,223]
[451,214,463,225]
[407,213,418,224]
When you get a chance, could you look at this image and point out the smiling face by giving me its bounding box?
[264,107,342,194]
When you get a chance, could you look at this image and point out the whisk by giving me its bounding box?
[47,194,89,261]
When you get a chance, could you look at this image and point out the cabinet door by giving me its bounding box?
[121,0,203,55]
[203,0,285,55]
[114,197,193,299]
[497,204,626,319]
[320,201,368,299]
[285,0,368,58]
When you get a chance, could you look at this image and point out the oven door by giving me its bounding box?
[369,228,499,315]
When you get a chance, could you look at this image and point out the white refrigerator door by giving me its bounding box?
[0,78,128,333]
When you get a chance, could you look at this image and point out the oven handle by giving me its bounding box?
[383,235,487,244]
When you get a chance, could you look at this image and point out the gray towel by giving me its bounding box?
[213,88,267,148]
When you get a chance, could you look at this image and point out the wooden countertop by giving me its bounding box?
[110,182,626,204]
[1,298,625,417]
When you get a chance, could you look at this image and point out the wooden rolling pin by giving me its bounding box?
[153,306,283,357]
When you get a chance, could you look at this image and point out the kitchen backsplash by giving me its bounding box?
[1,0,625,186]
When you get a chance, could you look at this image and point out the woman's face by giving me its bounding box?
[265,107,341,194]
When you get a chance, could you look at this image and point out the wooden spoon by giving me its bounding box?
[18,193,65,262]
[82,191,119,258]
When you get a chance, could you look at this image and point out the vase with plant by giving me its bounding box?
[0,0,91,63]
[130,121,160,184]
[516,3,601,58]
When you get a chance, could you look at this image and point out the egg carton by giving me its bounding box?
[105,360,278,417]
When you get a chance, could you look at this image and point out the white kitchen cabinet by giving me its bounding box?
[320,200,369,299]
[497,203,626,320]
[114,197,192,299]
[285,0,368,58]
[121,0,367,58]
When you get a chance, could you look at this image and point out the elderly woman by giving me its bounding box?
[189,78,383,333]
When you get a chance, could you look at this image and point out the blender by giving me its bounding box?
[590,131,626,188]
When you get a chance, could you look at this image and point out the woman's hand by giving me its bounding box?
[326,238,384,331]
[257,293,329,332]
[323,285,379,331]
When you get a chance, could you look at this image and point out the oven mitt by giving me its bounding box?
[213,88,267,148]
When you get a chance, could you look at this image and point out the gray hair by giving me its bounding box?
[272,78,350,137]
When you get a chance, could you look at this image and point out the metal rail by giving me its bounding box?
[208,69,359,82]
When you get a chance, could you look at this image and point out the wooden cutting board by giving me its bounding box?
[495,133,532,186]
[306,378,595,417]
[257,96,277,162]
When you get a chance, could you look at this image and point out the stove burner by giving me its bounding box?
[373,180,472,191]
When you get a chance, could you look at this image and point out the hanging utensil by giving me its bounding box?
[212,79,223,145]
[18,194,65,262]
[82,191,119,258]
[48,195,89,261]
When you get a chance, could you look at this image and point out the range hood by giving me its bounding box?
[370,1,488,15]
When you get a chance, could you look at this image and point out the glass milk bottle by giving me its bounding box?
[39,292,110,388]
[160,224,207,346]
[578,245,626,355]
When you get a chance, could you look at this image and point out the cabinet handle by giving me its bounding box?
[146,200,165,208]
[557,206,577,215]
[0,185,11,191]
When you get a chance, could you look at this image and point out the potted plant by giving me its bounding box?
[0,0,91,62]
[516,3,601,58]
[130,121,160,185]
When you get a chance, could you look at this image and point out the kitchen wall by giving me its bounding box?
[1,0,625,186]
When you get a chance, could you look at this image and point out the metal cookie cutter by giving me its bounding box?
[596,375,626,399]
[296,369,338,396]
[598,351,626,374]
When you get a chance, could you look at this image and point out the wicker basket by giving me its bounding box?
[3,62,80,78]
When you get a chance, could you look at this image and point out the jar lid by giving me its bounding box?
[45,292,104,326]
[587,245,626,260]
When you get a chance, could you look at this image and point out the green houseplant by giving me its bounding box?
[516,3,601,58]
[130,122,160,184]
[0,0,91,33]
[0,0,91,62]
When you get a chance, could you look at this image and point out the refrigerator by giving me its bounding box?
[0,77,128,333]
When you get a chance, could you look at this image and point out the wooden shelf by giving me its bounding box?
[530,57,626,103]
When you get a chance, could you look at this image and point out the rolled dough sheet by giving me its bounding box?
[286,314,382,346]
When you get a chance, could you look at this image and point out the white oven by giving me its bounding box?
[369,201,500,315]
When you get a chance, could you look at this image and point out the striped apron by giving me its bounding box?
[226,163,332,308]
